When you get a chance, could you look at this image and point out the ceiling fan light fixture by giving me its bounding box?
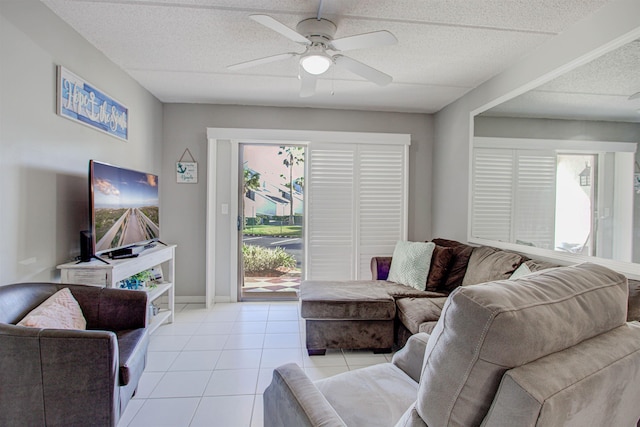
[300,45,332,75]
[300,54,332,75]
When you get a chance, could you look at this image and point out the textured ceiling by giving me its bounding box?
[482,38,640,123]
[42,0,616,114]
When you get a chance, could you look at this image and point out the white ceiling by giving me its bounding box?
[42,0,614,114]
[482,38,640,123]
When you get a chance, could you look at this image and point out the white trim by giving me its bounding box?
[214,296,232,303]
[205,140,217,308]
[613,152,634,261]
[474,137,637,153]
[230,140,240,303]
[206,128,410,146]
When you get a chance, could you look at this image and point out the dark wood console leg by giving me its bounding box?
[373,347,392,354]
[307,348,327,356]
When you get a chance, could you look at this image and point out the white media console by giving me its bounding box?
[57,243,176,334]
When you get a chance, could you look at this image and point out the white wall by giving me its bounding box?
[0,1,163,284]
[162,104,433,298]
[432,0,640,242]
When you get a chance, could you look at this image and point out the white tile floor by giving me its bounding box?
[118,301,393,427]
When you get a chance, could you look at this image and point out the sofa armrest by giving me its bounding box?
[371,256,393,280]
[97,288,148,331]
[0,325,119,426]
[264,363,346,427]
[392,332,430,383]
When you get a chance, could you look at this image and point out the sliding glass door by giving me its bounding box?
[238,144,305,300]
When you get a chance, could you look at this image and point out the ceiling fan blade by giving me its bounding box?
[227,52,296,71]
[250,15,311,45]
[330,30,397,52]
[299,70,318,98]
[334,55,392,86]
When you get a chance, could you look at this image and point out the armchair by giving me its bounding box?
[265,263,640,426]
[0,282,149,427]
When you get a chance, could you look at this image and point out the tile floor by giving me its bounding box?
[118,301,392,427]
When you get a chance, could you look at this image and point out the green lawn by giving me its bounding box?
[243,225,302,237]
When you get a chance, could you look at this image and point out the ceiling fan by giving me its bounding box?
[227,12,398,97]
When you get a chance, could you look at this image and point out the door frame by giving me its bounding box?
[206,128,410,305]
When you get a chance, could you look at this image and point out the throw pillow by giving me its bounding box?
[426,245,454,291]
[388,241,436,291]
[431,238,475,292]
[18,288,87,330]
[509,263,532,280]
[461,246,524,286]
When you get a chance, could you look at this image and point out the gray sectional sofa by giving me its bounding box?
[271,263,640,426]
[300,238,640,353]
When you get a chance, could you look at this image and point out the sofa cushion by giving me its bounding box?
[426,245,454,291]
[431,238,474,292]
[396,297,447,334]
[461,246,524,285]
[17,288,86,330]
[483,322,640,427]
[388,241,435,291]
[315,363,418,427]
[301,281,395,320]
[416,263,629,427]
[381,282,447,299]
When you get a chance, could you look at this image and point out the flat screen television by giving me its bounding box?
[89,160,160,256]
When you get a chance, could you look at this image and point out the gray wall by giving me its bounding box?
[0,1,163,284]
[162,104,433,298]
[432,0,640,242]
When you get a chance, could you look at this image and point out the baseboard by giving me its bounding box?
[175,296,206,304]
[214,296,232,303]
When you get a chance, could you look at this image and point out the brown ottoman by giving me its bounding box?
[300,280,396,355]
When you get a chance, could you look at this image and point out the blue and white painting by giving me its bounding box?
[57,66,129,141]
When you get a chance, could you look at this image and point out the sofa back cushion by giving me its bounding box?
[483,322,640,427]
[416,263,628,427]
[431,238,474,292]
[461,246,524,285]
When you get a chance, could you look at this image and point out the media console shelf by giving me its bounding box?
[57,244,176,334]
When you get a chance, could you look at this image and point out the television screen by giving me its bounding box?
[90,160,160,255]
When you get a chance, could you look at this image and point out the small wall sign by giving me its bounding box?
[177,148,198,183]
[57,66,129,141]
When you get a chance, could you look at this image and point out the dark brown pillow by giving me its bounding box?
[426,245,454,291]
[431,238,475,292]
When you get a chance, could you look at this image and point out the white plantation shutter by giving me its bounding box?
[307,146,356,280]
[472,149,514,242]
[472,148,557,248]
[514,152,557,249]
[307,143,407,281]
[357,145,405,279]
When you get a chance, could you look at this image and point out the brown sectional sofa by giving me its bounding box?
[300,238,640,353]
